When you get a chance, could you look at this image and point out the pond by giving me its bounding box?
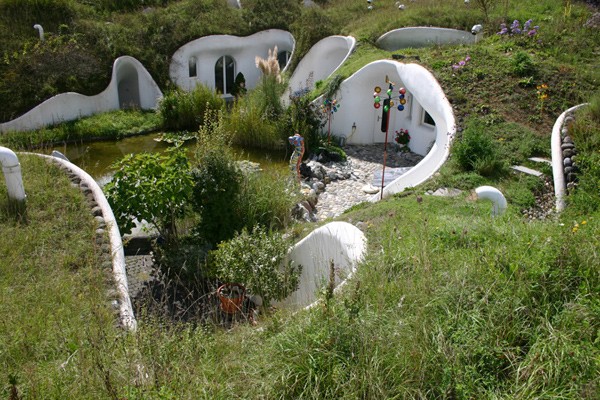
[46,133,291,185]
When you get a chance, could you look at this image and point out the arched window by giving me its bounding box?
[277,50,291,70]
[215,55,235,95]
[188,56,197,77]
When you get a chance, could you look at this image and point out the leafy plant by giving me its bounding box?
[209,225,301,307]
[512,51,537,77]
[105,148,193,242]
[191,112,242,246]
[453,121,508,178]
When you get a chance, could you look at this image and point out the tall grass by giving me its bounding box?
[0,155,118,398]
[0,110,161,149]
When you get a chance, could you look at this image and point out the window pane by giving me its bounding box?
[215,57,224,94]
[225,56,235,94]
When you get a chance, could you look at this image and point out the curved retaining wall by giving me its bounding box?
[551,103,588,212]
[34,153,137,331]
[276,221,367,310]
[284,35,356,102]
[376,27,479,51]
[0,56,163,134]
[320,60,455,200]
[170,29,295,93]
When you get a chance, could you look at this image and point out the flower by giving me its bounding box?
[497,19,539,37]
[395,129,410,145]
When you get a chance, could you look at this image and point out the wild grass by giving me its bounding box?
[1,0,599,398]
[0,110,161,150]
[0,155,117,398]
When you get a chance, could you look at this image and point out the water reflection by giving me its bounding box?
[47,133,289,184]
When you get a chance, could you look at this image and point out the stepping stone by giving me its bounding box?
[372,167,412,187]
[362,184,380,194]
[511,165,543,177]
[427,187,463,197]
[528,157,552,165]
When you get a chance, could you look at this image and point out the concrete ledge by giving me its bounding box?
[276,221,367,310]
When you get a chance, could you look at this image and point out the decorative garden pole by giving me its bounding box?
[372,76,408,199]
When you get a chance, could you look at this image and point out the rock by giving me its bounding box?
[566,172,577,182]
[300,200,313,213]
[299,163,312,179]
[306,161,326,180]
[563,149,574,158]
[561,142,575,150]
[91,206,103,217]
[313,181,326,193]
[563,135,573,144]
[563,158,572,167]
[564,166,574,174]
[362,184,380,194]
[584,12,600,29]
[430,187,463,197]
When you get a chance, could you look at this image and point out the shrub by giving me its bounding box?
[191,113,241,246]
[512,51,537,77]
[158,85,224,131]
[453,121,508,178]
[209,225,301,307]
[105,148,193,242]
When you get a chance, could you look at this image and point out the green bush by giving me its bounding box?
[209,225,301,307]
[512,51,537,77]
[158,85,224,131]
[105,148,193,242]
[191,114,241,246]
[453,121,508,178]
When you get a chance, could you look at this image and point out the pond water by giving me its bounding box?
[46,133,291,184]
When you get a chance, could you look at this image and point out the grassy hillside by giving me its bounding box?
[1,0,599,398]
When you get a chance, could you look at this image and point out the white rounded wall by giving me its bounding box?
[322,60,454,200]
[275,221,367,310]
[169,29,295,94]
[284,35,356,103]
[0,56,163,134]
[376,27,478,51]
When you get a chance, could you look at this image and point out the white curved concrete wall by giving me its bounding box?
[551,103,588,212]
[285,35,356,102]
[321,60,454,199]
[376,27,477,51]
[276,222,367,310]
[34,153,137,331]
[169,30,295,93]
[0,56,163,134]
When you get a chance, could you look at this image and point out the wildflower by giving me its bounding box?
[581,220,587,225]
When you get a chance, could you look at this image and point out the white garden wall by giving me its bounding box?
[0,56,163,134]
[376,27,479,51]
[320,60,454,200]
[169,29,295,95]
[284,35,356,103]
[276,222,367,310]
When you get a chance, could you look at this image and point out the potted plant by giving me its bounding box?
[210,225,302,310]
[216,282,246,314]
[394,128,410,151]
